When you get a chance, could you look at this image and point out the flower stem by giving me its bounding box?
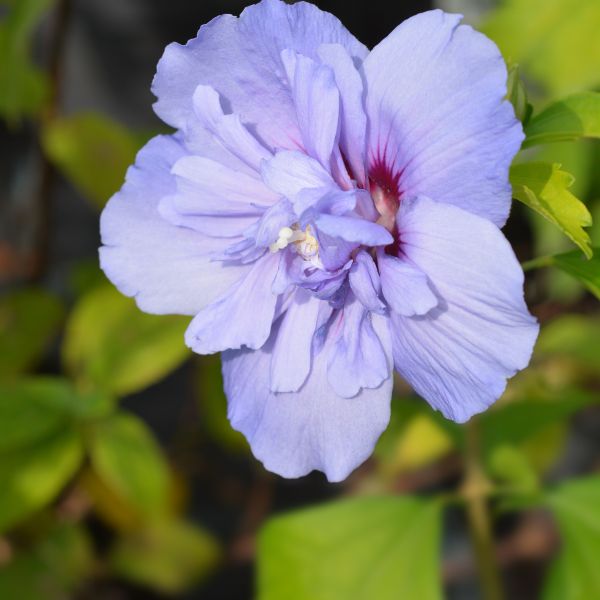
[521,255,554,272]
[462,418,504,600]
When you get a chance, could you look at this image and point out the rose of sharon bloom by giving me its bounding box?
[100,1,539,481]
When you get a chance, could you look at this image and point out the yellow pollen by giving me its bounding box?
[269,224,319,260]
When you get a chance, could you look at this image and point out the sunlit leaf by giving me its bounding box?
[524,93,600,147]
[483,0,600,96]
[88,412,170,517]
[376,413,454,478]
[0,523,93,600]
[109,518,220,594]
[0,288,63,379]
[63,283,189,395]
[258,495,443,600]
[0,427,84,533]
[543,475,600,600]
[0,0,54,123]
[511,163,592,258]
[42,113,140,209]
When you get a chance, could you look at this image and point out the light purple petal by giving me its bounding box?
[191,85,273,172]
[270,290,323,392]
[327,301,391,398]
[314,214,393,246]
[171,155,276,214]
[390,196,539,422]
[158,197,257,238]
[152,0,367,150]
[261,150,333,202]
[185,253,280,353]
[362,10,523,227]
[281,50,340,168]
[318,43,367,186]
[348,250,386,313]
[222,315,392,481]
[99,134,249,315]
[378,250,438,317]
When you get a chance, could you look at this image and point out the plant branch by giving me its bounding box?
[462,417,504,600]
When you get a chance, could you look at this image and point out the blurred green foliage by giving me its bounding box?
[1,0,600,598]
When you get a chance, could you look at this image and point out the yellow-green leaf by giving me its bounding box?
[0,427,84,533]
[543,476,600,599]
[524,93,600,148]
[483,0,600,96]
[109,518,220,594]
[511,162,592,258]
[42,113,140,209]
[0,288,63,379]
[88,412,170,517]
[63,283,189,395]
[258,496,443,600]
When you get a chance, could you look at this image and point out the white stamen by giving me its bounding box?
[269,225,320,262]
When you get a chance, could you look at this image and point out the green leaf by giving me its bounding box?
[0,288,63,379]
[511,162,592,258]
[196,355,248,453]
[543,475,600,599]
[0,378,115,454]
[258,495,443,600]
[0,427,84,533]
[483,0,600,96]
[537,314,600,371]
[549,249,600,299]
[487,445,539,493]
[63,283,189,395]
[88,412,170,517]
[479,394,593,457]
[0,0,54,123]
[0,523,93,600]
[506,64,532,125]
[109,518,220,594]
[42,113,140,209]
[524,93,600,148]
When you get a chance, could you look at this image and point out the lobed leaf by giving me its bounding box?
[511,162,592,258]
[258,495,443,600]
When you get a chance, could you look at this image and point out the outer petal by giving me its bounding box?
[152,0,367,150]
[281,50,340,168]
[270,290,323,393]
[99,135,249,315]
[327,299,391,398]
[378,251,438,317]
[318,43,367,187]
[362,10,523,227]
[184,253,280,354]
[390,196,539,422]
[223,314,393,481]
